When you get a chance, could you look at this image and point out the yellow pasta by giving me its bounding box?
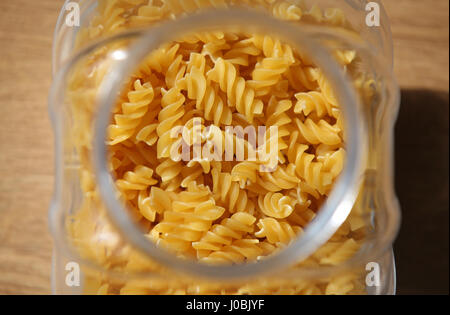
[193,212,256,252]
[294,91,334,119]
[156,87,186,158]
[247,57,291,94]
[295,117,342,146]
[257,192,295,219]
[201,239,263,264]
[272,1,303,21]
[66,0,371,295]
[212,167,256,214]
[255,218,302,245]
[179,56,233,125]
[207,58,264,123]
[108,80,155,145]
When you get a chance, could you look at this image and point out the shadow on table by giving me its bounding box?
[394,89,449,295]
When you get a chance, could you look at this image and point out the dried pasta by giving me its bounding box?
[67,0,372,295]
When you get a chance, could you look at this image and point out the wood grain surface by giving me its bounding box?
[0,0,448,294]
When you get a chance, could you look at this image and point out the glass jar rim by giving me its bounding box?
[84,8,366,280]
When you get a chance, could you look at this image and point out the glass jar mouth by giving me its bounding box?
[83,8,367,280]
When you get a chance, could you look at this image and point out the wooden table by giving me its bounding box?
[0,0,448,294]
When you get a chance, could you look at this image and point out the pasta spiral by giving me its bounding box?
[295,117,342,146]
[284,65,318,91]
[207,58,264,123]
[223,38,262,66]
[212,168,255,213]
[140,43,181,76]
[255,218,302,245]
[313,239,359,265]
[193,212,256,251]
[180,162,207,188]
[325,273,359,295]
[252,163,300,193]
[129,2,167,27]
[152,183,225,252]
[250,35,296,64]
[247,57,291,94]
[201,239,263,264]
[272,1,303,21]
[165,54,187,89]
[180,62,233,125]
[116,165,158,194]
[108,80,155,145]
[287,131,333,194]
[316,144,346,179]
[136,123,159,146]
[294,91,334,119]
[162,0,228,15]
[230,161,260,184]
[155,158,183,187]
[201,39,231,63]
[156,87,186,158]
[265,97,293,150]
[315,69,339,106]
[138,187,173,222]
[258,192,295,219]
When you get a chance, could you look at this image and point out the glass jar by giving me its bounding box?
[49,0,401,295]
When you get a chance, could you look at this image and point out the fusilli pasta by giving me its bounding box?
[67,0,370,296]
